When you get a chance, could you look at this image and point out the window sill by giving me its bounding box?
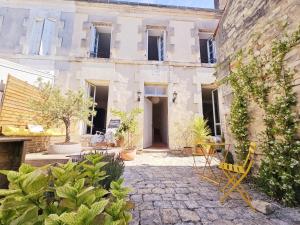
[201,63,217,68]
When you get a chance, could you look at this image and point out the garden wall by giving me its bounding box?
[215,0,300,164]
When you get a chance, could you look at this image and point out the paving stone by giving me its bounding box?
[140,209,162,225]
[152,188,165,194]
[165,188,175,193]
[178,209,201,222]
[212,219,235,225]
[162,193,174,200]
[175,187,190,194]
[174,223,197,225]
[172,201,187,209]
[138,188,152,194]
[184,200,199,209]
[130,194,143,202]
[161,208,180,224]
[137,201,154,210]
[175,193,189,201]
[154,200,172,208]
[143,194,162,201]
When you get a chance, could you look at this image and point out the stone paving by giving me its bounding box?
[123,152,300,225]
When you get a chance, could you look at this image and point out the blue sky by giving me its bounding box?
[116,0,215,8]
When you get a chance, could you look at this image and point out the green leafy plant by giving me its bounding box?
[222,25,300,206]
[31,83,96,143]
[0,155,132,224]
[111,108,142,150]
[192,116,211,146]
[101,154,125,190]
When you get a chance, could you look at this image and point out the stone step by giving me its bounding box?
[25,152,70,167]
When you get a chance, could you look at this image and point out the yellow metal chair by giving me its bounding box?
[218,142,256,210]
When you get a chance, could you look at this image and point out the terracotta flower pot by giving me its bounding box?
[183,147,193,155]
[120,149,137,161]
[48,142,81,154]
[116,137,124,147]
[195,146,205,155]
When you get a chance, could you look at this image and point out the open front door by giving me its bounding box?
[212,89,221,136]
[87,82,96,134]
[143,98,153,148]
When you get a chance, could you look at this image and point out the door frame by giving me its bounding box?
[143,97,153,148]
[86,82,96,134]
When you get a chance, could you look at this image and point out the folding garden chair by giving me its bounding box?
[218,142,256,210]
[193,142,227,186]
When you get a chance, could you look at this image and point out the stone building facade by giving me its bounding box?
[216,0,300,157]
[0,0,222,149]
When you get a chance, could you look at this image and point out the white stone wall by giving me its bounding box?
[0,0,220,149]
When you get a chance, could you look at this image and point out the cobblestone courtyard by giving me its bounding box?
[123,152,300,225]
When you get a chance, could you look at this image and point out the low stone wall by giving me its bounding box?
[24,136,65,153]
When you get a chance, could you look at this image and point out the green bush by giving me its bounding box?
[101,154,125,190]
[0,154,132,225]
[74,153,125,190]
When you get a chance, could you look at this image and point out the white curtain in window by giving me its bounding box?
[29,19,44,55]
[40,18,55,55]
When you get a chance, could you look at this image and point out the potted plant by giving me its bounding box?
[111,108,142,160]
[31,82,95,154]
[115,130,124,147]
[192,116,211,155]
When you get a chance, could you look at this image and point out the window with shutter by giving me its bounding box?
[89,24,111,58]
[147,28,166,61]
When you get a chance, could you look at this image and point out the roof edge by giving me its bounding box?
[74,0,222,13]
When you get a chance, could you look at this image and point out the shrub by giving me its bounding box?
[73,153,125,190]
[0,154,132,225]
[101,154,125,190]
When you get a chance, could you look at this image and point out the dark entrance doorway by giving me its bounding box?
[87,84,109,134]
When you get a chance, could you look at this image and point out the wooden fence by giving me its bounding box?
[0,75,40,127]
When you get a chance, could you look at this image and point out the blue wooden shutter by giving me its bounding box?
[89,25,96,57]
[40,18,55,55]
[30,19,44,55]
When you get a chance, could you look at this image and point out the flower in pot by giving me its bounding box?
[31,82,96,154]
[111,108,142,160]
[192,116,211,155]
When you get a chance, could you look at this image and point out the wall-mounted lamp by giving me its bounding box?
[172,91,177,103]
[137,91,142,102]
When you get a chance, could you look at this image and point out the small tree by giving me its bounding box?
[32,83,95,143]
[111,108,142,150]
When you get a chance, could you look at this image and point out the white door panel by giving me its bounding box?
[143,98,153,148]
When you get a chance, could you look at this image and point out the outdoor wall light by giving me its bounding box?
[172,91,178,103]
[137,91,142,102]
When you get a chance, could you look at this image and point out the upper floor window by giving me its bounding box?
[199,38,216,64]
[89,24,111,59]
[30,18,55,55]
[147,28,166,61]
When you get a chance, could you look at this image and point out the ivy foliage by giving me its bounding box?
[0,154,132,225]
[226,67,250,161]
[224,25,300,206]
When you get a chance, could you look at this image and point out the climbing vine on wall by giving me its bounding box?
[226,62,250,161]
[224,25,300,206]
